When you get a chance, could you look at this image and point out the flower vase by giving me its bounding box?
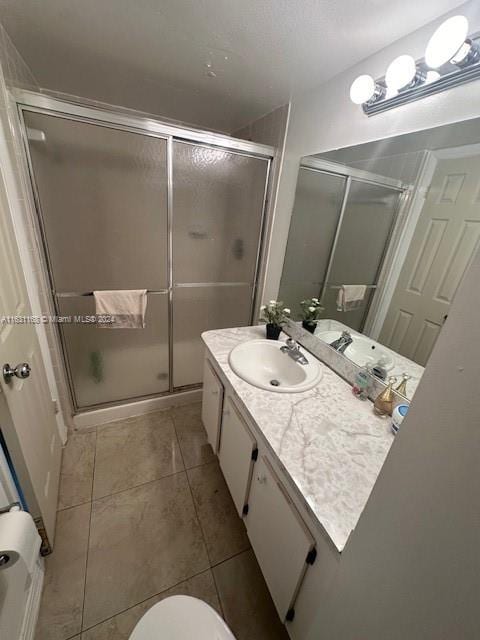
[266,323,282,340]
[302,320,317,334]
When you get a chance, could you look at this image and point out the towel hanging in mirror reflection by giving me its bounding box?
[336,285,367,312]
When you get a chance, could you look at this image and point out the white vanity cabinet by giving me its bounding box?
[245,455,316,622]
[201,358,224,452]
[201,352,321,636]
[218,391,257,517]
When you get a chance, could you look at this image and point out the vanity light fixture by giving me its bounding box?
[349,74,384,104]
[425,15,478,69]
[385,55,424,91]
[350,15,480,116]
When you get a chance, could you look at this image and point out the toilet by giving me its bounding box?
[129,595,237,639]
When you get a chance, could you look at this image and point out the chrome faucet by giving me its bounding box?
[329,331,353,353]
[280,338,309,365]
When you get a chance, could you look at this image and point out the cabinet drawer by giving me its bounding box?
[201,358,224,453]
[246,455,315,621]
[218,393,257,517]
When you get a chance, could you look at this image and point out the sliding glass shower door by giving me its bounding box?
[23,110,270,410]
[24,112,170,408]
[172,142,268,387]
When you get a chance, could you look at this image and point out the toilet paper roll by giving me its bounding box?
[0,510,41,572]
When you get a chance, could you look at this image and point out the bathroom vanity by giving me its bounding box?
[201,326,394,639]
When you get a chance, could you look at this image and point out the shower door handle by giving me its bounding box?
[3,362,31,383]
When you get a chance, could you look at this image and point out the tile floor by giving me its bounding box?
[36,402,289,640]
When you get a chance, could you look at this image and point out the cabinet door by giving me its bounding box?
[246,455,315,621]
[218,393,257,517]
[201,358,224,453]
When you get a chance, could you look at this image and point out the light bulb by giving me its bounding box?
[425,15,469,69]
[385,55,417,91]
[349,75,376,104]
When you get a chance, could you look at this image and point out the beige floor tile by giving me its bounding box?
[35,503,91,640]
[92,412,183,499]
[171,403,215,469]
[58,431,96,510]
[82,569,220,639]
[83,473,209,629]
[187,461,250,565]
[213,549,289,640]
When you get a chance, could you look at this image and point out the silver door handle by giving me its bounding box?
[3,363,31,383]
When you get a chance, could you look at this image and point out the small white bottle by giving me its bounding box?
[391,404,409,435]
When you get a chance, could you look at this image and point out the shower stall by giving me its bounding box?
[279,157,407,331]
[17,93,272,411]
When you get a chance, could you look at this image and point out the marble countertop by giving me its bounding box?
[202,325,395,552]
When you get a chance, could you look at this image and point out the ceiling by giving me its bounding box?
[0,0,467,133]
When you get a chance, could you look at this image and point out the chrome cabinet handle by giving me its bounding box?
[3,362,31,383]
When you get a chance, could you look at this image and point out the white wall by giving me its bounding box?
[264,0,480,301]
[233,103,291,316]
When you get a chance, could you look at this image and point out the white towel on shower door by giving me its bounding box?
[93,290,147,328]
[336,285,367,312]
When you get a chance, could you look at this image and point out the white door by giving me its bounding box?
[0,169,61,546]
[218,392,257,517]
[201,358,224,453]
[245,455,315,621]
[380,153,480,365]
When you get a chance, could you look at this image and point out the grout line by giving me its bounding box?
[183,457,217,472]
[79,566,219,635]
[170,411,226,617]
[91,466,188,503]
[79,426,97,632]
[57,499,92,513]
[173,421,211,566]
[209,546,252,570]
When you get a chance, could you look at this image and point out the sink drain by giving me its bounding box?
[270,379,280,387]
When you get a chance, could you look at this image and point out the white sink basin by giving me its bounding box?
[229,339,322,393]
[316,330,394,370]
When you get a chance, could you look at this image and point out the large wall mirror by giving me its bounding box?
[280,117,480,399]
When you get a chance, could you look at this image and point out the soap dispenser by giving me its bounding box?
[373,376,397,417]
[395,373,410,396]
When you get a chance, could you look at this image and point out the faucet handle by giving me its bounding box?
[286,338,297,348]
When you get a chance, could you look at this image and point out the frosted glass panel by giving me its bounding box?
[173,285,252,387]
[323,180,400,330]
[329,181,399,283]
[279,168,346,316]
[58,294,169,408]
[24,112,168,291]
[172,142,268,283]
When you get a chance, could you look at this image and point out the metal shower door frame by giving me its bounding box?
[15,90,274,412]
[297,157,408,332]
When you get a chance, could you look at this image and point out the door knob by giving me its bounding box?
[3,362,31,383]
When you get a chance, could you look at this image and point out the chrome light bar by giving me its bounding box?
[363,33,480,116]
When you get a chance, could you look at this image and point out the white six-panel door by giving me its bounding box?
[380,152,480,365]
